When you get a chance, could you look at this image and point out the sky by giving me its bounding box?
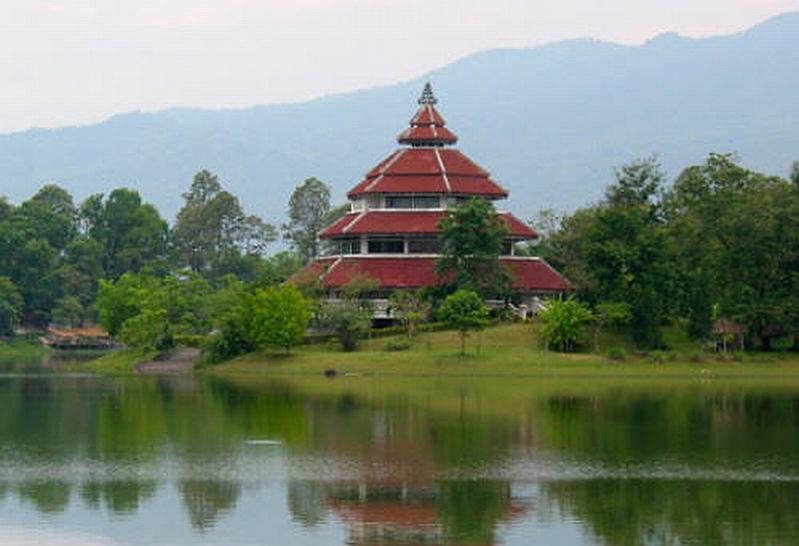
[1,0,798,134]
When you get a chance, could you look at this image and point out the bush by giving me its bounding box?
[607,346,626,361]
[539,298,592,352]
[437,289,489,356]
[251,284,311,353]
[173,334,208,348]
[322,300,371,351]
[204,310,256,364]
[119,309,173,351]
[385,340,412,352]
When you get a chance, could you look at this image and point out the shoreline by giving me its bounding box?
[17,323,799,378]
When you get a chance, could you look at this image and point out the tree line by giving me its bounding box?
[537,154,799,351]
[0,171,339,336]
[3,153,798,357]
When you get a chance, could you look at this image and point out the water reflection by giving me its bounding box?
[0,370,798,545]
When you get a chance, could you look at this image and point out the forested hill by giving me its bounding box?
[1,12,798,222]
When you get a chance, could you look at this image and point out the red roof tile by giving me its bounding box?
[410,105,446,126]
[320,211,537,239]
[349,148,507,199]
[438,149,489,177]
[397,125,458,145]
[304,256,569,291]
[447,177,507,197]
[503,258,573,291]
[323,258,439,289]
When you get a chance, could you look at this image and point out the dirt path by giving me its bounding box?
[135,348,201,375]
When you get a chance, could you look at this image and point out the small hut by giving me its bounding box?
[42,326,112,350]
[712,319,745,352]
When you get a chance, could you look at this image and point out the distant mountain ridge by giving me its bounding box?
[1,12,798,224]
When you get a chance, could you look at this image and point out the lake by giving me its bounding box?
[1,355,799,545]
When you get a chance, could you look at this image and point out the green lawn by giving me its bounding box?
[72,348,157,375]
[0,340,51,359]
[208,323,799,379]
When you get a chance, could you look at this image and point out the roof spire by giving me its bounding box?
[418,82,438,105]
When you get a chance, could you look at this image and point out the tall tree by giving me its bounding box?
[437,198,509,296]
[283,178,333,263]
[541,158,671,348]
[173,170,275,273]
[665,154,799,349]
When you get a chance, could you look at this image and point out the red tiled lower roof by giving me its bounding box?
[299,256,570,291]
[320,211,537,239]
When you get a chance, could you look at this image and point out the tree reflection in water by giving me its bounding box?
[0,373,799,544]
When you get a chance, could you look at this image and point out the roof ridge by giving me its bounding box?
[433,147,452,192]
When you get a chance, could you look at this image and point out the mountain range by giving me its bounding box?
[1,12,798,224]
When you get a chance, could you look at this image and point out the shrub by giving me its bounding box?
[385,340,412,352]
[539,298,592,352]
[251,284,311,353]
[119,309,173,351]
[607,346,626,361]
[322,299,371,351]
[437,289,489,356]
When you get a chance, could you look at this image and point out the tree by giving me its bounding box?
[791,161,799,186]
[321,275,377,351]
[119,308,172,351]
[665,154,799,349]
[51,296,86,328]
[19,185,77,251]
[250,285,310,353]
[81,189,169,279]
[539,298,593,352]
[591,302,632,352]
[438,289,490,355]
[283,178,333,263]
[544,157,671,348]
[97,273,157,336]
[173,171,275,274]
[0,277,23,336]
[389,290,431,339]
[437,198,509,296]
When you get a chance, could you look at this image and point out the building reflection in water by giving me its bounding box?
[290,479,528,545]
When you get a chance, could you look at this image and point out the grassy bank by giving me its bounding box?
[208,323,799,379]
[74,348,157,375]
[0,339,50,359]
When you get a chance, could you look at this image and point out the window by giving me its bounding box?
[408,239,441,254]
[501,240,513,256]
[385,195,441,209]
[385,196,412,209]
[414,196,440,209]
[340,239,361,255]
[368,239,404,254]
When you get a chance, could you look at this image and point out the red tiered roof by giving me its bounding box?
[320,211,538,239]
[348,83,508,199]
[296,257,570,292]
[348,148,507,198]
[295,84,572,296]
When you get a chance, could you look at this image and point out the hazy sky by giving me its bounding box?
[1,0,798,133]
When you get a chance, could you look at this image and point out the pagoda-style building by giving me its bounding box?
[301,83,570,317]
